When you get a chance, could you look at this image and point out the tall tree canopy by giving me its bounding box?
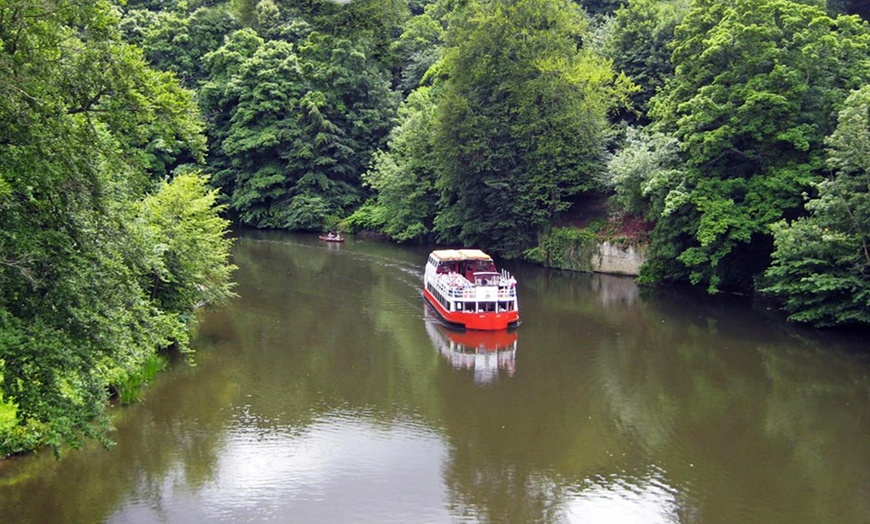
[121,4,240,89]
[0,0,233,454]
[644,0,870,290]
[432,0,634,257]
[763,86,870,326]
[200,28,397,230]
[607,0,689,124]
[355,86,440,241]
[388,1,447,93]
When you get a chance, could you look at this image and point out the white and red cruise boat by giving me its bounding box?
[423,249,519,331]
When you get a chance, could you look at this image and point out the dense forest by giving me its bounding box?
[121,0,867,323]
[1,0,868,454]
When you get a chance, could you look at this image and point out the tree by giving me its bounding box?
[388,4,446,93]
[201,30,397,230]
[432,0,634,257]
[762,86,870,326]
[354,87,440,241]
[0,0,229,454]
[577,0,626,17]
[139,173,237,318]
[645,0,870,291]
[607,0,689,124]
[124,5,239,89]
[603,126,685,221]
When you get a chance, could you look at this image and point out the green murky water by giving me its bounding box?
[1,231,868,523]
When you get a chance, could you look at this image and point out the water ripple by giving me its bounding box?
[564,467,681,524]
[196,410,451,523]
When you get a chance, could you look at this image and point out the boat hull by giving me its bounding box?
[424,288,519,331]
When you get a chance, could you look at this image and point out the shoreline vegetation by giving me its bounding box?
[2,0,869,456]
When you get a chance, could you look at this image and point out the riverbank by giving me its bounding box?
[526,213,650,276]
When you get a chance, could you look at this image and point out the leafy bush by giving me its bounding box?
[342,201,388,233]
[534,227,598,270]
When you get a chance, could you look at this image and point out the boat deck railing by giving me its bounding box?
[432,269,517,300]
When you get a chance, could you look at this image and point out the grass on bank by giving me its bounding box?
[112,353,168,405]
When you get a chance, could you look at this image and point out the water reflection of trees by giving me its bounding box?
[591,289,870,523]
[439,266,870,523]
[0,328,236,523]
[223,241,870,523]
[4,236,867,523]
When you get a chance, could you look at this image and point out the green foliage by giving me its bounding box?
[0,0,231,455]
[531,227,598,270]
[604,126,685,219]
[140,173,238,317]
[0,367,16,435]
[260,0,412,61]
[123,5,240,89]
[361,87,439,242]
[763,221,869,326]
[200,30,397,231]
[432,0,635,257]
[342,200,389,232]
[389,6,446,93]
[113,354,168,405]
[107,0,870,326]
[231,0,259,27]
[318,0,412,42]
[762,86,870,326]
[607,0,689,123]
[578,0,628,17]
[644,0,870,291]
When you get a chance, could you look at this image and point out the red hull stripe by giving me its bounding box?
[424,289,518,331]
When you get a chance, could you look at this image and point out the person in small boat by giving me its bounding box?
[327,231,336,239]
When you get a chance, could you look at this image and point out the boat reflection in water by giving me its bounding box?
[424,307,517,383]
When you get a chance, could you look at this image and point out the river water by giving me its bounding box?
[1,231,868,524]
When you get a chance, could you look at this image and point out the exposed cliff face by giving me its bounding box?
[591,241,646,276]
[545,200,650,275]
[531,224,648,277]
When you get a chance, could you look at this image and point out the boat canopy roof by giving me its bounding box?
[431,249,492,262]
